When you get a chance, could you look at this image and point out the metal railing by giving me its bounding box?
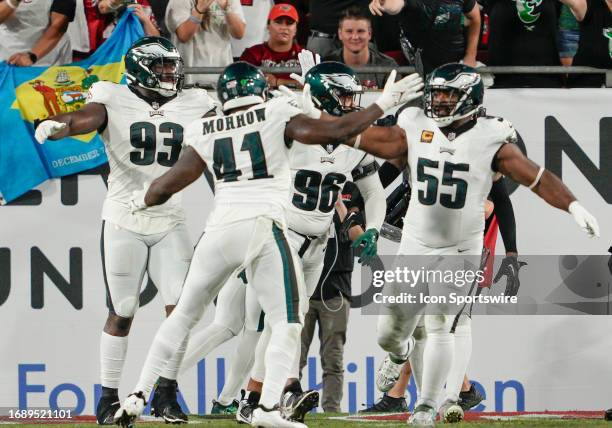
[185,65,612,88]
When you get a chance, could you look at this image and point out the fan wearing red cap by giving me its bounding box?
[239,3,303,88]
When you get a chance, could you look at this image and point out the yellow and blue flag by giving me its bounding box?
[0,12,144,204]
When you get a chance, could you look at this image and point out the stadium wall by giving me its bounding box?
[0,89,611,415]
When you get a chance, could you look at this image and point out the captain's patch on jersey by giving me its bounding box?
[420,130,434,143]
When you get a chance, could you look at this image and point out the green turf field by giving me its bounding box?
[9,413,612,427]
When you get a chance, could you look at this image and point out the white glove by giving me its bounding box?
[129,185,149,214]
[568,201,600,238]
[374,71,424,112]
[35,120,67,144]
[276,84,322,119]
[290,49,321,86]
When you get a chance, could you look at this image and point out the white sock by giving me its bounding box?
[259,323,301,409]
[251,325,270,383]
[217,329,261,405]
[419,332,454,409]
[180,324,235,373]
[409,325,427,398]
[100,332,128,390]
[135,310,192,397]
[160,335,189,380]
[444,316,472,403]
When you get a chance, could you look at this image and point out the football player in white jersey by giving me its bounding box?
[34,37,218,425]
[178,61,389,423]
[338,63,600,426]
[112,61,424,428]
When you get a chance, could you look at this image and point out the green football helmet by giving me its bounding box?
[423,63,484,127]
[217,62,268,112]
[304,62,363,116]
[125,36,184,98]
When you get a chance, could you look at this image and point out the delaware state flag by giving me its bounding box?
[0,11,144,204]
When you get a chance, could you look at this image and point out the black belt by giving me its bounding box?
[310,30,335,39]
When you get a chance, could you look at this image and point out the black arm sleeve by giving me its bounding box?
[489,178,517,253]
[51,0,76,21]
[378,161,402,188]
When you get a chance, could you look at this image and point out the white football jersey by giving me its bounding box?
[397,107,516,248]
[286,143,376,236]
[186,96,303,231]
[87,81,217,235]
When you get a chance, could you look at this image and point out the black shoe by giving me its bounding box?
[96,394,121,425]
[150,379,188,424]
[459,384,484,411]
[280,390,319,422]
[359,394,408,413]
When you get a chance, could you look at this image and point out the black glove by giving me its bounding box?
[493,255,527,297]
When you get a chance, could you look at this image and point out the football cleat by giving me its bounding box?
[236,391,256,425]
[113,392,146,428]
[438,400,464,423]
[458,384,484,411]
[359,394,408,413]
[150,379,188,424]
[251,405,307,428]
[376,338,414,393]
[408,404,436,427]
[280,390,319,422]
[96,394,121,425]
[211,398,240,415]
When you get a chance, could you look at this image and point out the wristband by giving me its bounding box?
[353,134,362,150]
[188,14,203,24]
[27,51,38,64]
[193,3,206,14]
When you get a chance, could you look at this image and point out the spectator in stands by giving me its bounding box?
[324,6,397,88]
[558,4,580,66]
[485,0,561,87]
[231,0,273,60]
[368,0,480,75]
[0,0,75,66]
[166,0,246,86]
[99,0,160,37]
[299,183,365,413]
[562,0,612,87]
[240,3,303,87]
[307,0,370,57]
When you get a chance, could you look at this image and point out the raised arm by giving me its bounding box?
[285,105,384,145]
[35,103,108,143]
[495,143,599,237]
[285,72,423,146]
[369,0,405,15]
[351,125,408,159]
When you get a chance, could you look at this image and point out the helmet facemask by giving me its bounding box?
[136,56,184,98]
[314,73,363,116]
[424,72,483,127]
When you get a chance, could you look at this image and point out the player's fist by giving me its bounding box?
[129,184,150,214]
[375,71,424,112]
[35,120,67,144]
[568,201,600,238]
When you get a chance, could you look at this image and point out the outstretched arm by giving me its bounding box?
[284,104,384,146]
[496,143,574,211]
[496,143,599,237]
[36,103,107,143]
[144,147,206,207]
[351,125,408,159]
